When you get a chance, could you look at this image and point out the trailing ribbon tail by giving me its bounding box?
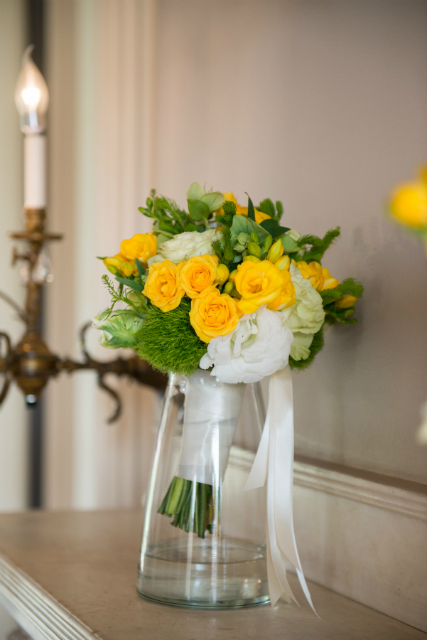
[244,366,318,616]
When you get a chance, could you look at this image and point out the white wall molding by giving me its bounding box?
[228,447,427,632]
[229,447,427,522]
[293,458,427,523]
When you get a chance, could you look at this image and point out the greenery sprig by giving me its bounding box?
[102,275,147,318]
[292,227,341,263]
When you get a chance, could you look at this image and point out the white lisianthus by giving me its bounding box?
[290,332,314,361]
[281,264,325,336]
[200,306,293,384]
[148,229,220,266]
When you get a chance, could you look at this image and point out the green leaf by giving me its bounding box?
[281,235,300,253]
[159,221,178,234]
[320,278,364,306]
[324,304,358,324]
[188,199,210,221]
[260,218,290,239]
[289,327,325,371]
[230,214,269,243]
[276,201,284,219]
[115,276,144,293]
[184,222,199,232]
[156,233,172,247]
[297,227,341,263]
[187,182,205,200]
[201,191,224,213]
[246,194,256,221]
[258,198,275,218]
[96,256,107,260]
[135,258,145,277]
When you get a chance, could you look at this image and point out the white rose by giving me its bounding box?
[148,229,220,266]
[200,306,293,384]
[281,264,325,335]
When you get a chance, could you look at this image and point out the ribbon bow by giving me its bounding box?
[245,366,318,614]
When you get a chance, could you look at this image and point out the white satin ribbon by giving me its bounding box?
[245,366,318,614]
[178,370,246,484]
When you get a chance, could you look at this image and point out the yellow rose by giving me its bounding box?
[143,260,185,312]
[223,192,271,224]
[295,260,339,291]
[234,260,294,314]
[390,169,427,228]
[335,295,357,309]
[120,233,157,266]
[179,254,219,299]
[267,271,296,311]
[190,290,241,343]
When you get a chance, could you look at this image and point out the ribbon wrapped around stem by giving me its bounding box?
[245,366,318,614]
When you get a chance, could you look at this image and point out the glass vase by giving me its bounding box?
[137,369,269,609]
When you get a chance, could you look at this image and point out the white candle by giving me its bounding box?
[24,134,46,208]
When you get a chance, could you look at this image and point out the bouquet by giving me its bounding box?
[94,183,363,607]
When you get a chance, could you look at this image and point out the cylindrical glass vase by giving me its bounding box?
[137,369,269,609]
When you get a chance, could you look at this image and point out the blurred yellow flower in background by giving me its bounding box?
[120,233,157,266]
[143,260,185,312]
[190,290,241,343]
[390,168,427,229]
[222,192,271,224]
[180,254,219,299]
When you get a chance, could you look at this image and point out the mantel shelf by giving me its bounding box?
[0,509,424,640]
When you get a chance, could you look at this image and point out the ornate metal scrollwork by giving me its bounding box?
[0,208,166,422]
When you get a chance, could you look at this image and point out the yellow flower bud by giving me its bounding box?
[267,239,284,263]
[248,241,262,259]
[223,281,234,294]
[121,261,135,278]
[335,295,357,309]
[228,269,238,282]
[250,232,260,244]
[243,255,261,263]
[263,235,273,252]
[275,255,290,271]
[103,254,125,274]
[216,263,230,285]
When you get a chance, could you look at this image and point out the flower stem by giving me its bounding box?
[159,477,219,538]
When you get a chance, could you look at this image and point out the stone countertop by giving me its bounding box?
[0,509,424,640]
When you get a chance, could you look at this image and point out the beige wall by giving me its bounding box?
[13,0,427,512]
[44,0,161,509]
[153,0,427,483]
[0,0,28,510]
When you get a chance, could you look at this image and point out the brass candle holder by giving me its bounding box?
[0,207,166,423]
